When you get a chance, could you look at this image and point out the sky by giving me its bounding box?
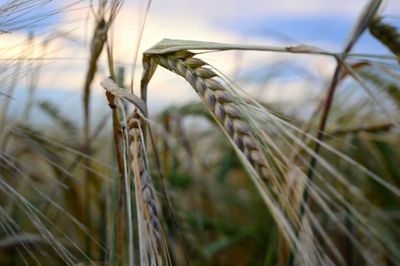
[0,0,399,123]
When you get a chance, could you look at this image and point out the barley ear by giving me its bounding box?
[128,112,169,265]
[152,52,272,185]
[369,16,400,63]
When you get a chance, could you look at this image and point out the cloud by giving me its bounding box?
[145,0,399,21]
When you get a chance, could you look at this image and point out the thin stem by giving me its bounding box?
[287,62,342,266]
[287,1,382,263]
[147,122,191,266]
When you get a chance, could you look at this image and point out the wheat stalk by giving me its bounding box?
[127,111,168,266]
[140,48,377,265]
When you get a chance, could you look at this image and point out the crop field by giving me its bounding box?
[0,0,399,265]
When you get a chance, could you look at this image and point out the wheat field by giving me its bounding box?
[0,0,399,265]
